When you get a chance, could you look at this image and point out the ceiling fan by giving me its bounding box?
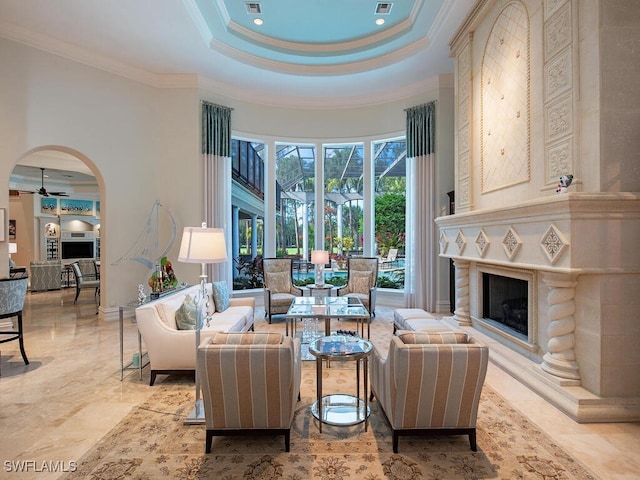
[17,167,69,197]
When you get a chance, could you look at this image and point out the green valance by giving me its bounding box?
[202,102,232,157]
[406,102,436,157]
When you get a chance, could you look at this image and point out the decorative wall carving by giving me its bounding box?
[545,49,572,101]
[455,230,467,255]
[502,227,522,260]
[546,140,572,184]
[439,231,449,254]
[545,3,572,60]
[544,0,569,21]
[456,40,473,211]
[547,94,573,141]
[481,2,530,193]
[540,224,568,264]
[475,229,490,257]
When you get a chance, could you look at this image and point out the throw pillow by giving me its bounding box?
[211,281,230,312]
[349,271,371,292]
[267,271,291,293]
[175,294,198,330]
[399,331,469,344]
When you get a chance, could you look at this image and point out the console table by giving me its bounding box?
[119,300,149,380]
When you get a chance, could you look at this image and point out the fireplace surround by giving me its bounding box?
[435,193,640,423]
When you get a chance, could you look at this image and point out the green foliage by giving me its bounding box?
[376,270,404,289]
[375,193,406,255]
[233,256,264,290]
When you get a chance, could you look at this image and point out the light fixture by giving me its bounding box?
[253,18,263,26]
[311,250,329,287]
[8,242,17,268]
[376,18,385,26]
[178,222,228,425]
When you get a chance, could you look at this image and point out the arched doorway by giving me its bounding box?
[8,146,105,310]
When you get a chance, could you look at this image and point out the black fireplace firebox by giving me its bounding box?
[482,273,528,336]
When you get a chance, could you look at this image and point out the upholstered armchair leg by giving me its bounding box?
[17,314,29,365]
[284,431,290,452]
[149,371,157,386]
[205,430,214,453]
[393,432,399,453]
[74,285,80,304]
[469,429,477,452]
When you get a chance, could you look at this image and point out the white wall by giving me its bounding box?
[0,36,456,314]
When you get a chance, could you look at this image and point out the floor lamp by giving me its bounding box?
[178,222,227,425]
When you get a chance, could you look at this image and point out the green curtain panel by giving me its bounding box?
[406,102,436,158]
[202,102,232,157]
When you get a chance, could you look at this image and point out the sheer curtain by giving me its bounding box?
[404,102,436,310]
[202,101,232,285]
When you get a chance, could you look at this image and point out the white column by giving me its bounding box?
[337,203,343,247]
[302,202,309,260]
[541,272,580,380]
[363,141,374,256]
[452,259,471,326]
[251,214,258,259]
[264,140,276,257]
[232,206,240,279]
[315,142,324,250]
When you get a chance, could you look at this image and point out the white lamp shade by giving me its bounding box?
[178,227,227,264]
[8,243,17,254]
[311,250,329,265]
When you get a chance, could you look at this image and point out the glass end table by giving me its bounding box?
[308,335,373,432]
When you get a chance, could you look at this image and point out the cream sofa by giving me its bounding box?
[135,284,255,385]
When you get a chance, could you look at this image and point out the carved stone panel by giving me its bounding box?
[481,2,530,193]
[545,3,571,61]
[547,94,573,142]
[546,139,573,185]
[545,49,572,102]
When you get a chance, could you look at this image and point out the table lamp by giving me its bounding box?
[311,250,329,286]
[8,242,17,268]
[178,222,227,424]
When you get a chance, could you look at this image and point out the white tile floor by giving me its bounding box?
[1,289,638,479]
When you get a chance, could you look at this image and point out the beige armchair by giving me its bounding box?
[198,332,302,452]
[371,331,489,453]
[337,256,378,318]
[262,258,303,324]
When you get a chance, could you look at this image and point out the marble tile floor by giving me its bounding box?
[0,289,638,479]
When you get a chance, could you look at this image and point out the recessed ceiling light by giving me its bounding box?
[254,18,263,26]
[375,18,385,26]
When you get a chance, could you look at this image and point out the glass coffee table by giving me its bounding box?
[308,335,373,432]
[285,296,370,340]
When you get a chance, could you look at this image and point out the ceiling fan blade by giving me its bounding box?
[50,192,69,197]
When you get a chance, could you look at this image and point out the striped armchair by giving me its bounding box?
[370,331,489,453]
[198,332,302,452]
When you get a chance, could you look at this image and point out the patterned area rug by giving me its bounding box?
[60,362,598,480]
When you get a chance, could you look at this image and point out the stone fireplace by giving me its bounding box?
[436,0,640,423]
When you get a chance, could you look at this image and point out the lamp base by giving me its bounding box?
[184,399,205,425]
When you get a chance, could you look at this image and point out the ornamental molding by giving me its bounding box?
[475,229,490,257]
[540,224,569,264]
[455,230,467,255]
[502,227,522,260]
[439,231,449,255]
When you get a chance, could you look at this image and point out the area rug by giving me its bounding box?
[60,363,598,480]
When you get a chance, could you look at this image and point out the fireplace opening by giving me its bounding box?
[482,273,528,337]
